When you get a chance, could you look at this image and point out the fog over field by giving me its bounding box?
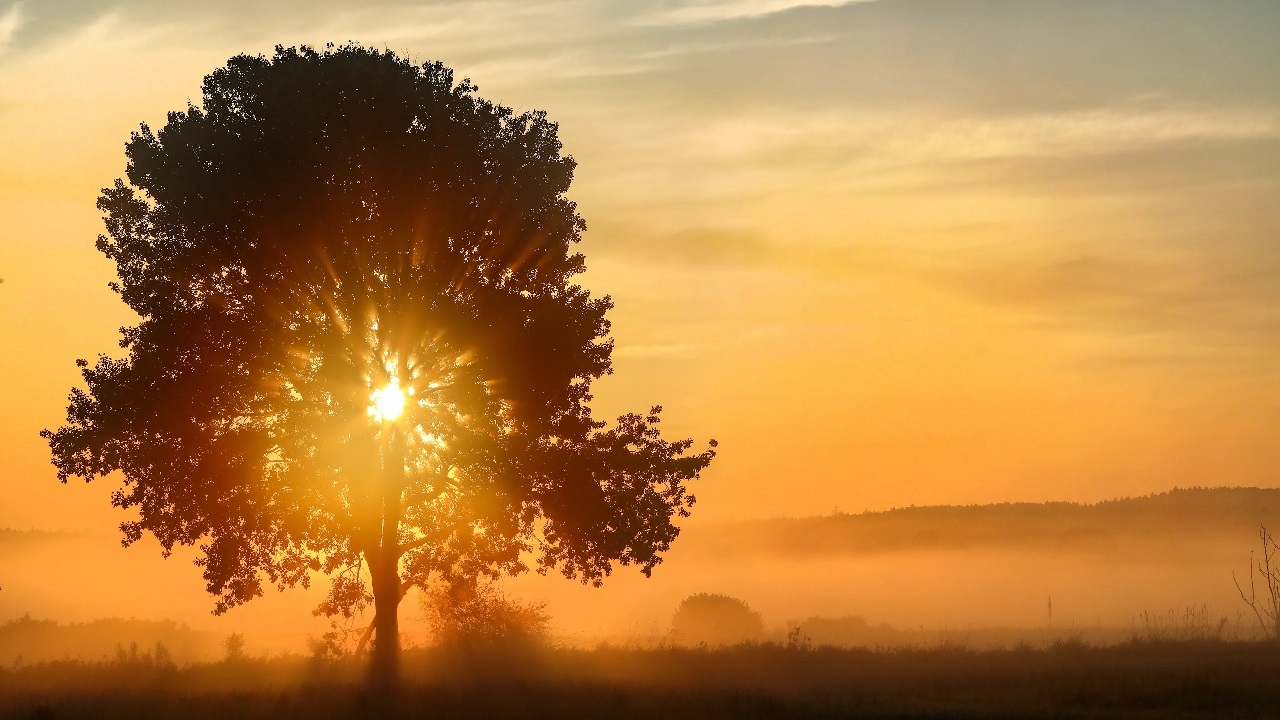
[2,487,1273,659]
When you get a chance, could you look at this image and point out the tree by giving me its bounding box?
[223,632,247,663]
[41,44,716,683]
[670,593,763,646]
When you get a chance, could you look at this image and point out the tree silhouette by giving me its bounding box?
[41,44,716,683]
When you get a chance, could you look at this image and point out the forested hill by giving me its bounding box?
[703,487,1280,557]
[0,529,76,547]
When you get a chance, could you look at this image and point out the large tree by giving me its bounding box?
[42,44,715,681]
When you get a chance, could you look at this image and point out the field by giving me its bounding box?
[4,639,1280,719]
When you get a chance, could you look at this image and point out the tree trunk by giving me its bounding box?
[370,425,405,686]
[369,549,401,684]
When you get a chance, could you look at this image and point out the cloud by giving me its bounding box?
[568,103,1280,233]
[0,2,22,51]
[636,0,876,25]
[577,102,1280,356]
[0,0,608,66]
[911,108,1280,161]
[927,250,1280,354]
[587,224,778,266]
[612,343,693,359]
[665,106,1280,168]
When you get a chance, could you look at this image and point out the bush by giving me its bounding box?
[421,579,551,647]
[670,593,763,646]
[791,615,905,648]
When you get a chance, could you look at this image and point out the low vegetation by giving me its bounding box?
[3,638,1280,719]
[0,616,216,665]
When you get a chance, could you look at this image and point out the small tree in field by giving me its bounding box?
[223,632,247,663]
[42,44,715,684]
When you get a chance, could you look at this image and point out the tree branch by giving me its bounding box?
[395,511,480,557]
[397,534,437,556]
[354,616,376,656]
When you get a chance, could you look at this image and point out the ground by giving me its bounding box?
[3,640,1279,719]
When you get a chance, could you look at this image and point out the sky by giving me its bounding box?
[2,0,1279,544]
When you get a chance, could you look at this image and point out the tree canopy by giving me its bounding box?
[42,44,716,675]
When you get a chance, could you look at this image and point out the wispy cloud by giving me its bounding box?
[569,104,1280,224]
[910,108,1280,161]
[666,106,1280,167]
[0,2,23,52]
[612,343,694,359]
[923,249,1280,355]
[636,0,876,25]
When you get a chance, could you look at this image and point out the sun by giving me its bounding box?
[370,379,408,422]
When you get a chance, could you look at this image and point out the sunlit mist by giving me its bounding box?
[370,380,407,423]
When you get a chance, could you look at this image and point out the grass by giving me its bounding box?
[2,638,1280,719]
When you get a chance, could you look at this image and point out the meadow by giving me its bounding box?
[4,637,1280,719]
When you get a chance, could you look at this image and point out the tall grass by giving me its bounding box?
[1127,604,1255,644]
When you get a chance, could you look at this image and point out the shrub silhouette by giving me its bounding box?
[422,577,551,648]
[792,615,904,647]
[670,593,763,646]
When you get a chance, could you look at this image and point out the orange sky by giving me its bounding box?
[2,0,1279,542]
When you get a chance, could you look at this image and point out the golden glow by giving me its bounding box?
[370,380,407,423]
